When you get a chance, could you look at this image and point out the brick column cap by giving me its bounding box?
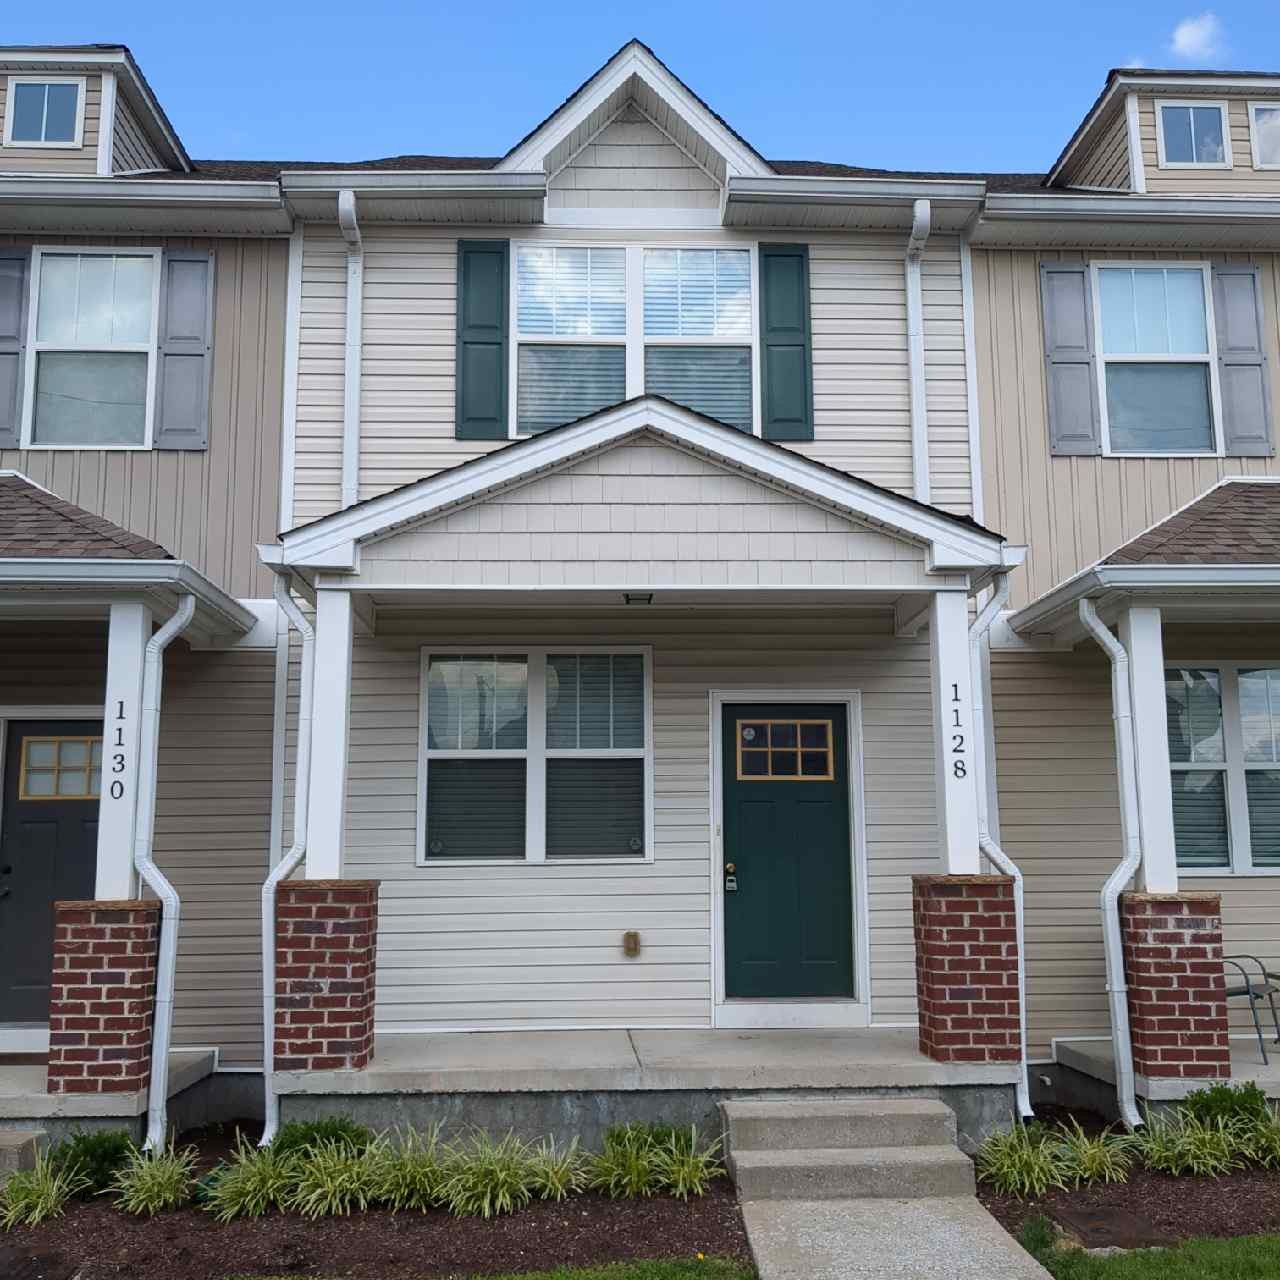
[912,874,1014,888]
[278,879,380,891]
[1121,891,1221,907]
[53,899,159,912]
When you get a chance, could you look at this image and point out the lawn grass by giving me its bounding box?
[1021,1218,1280,1278]
[230,1262,754,1280]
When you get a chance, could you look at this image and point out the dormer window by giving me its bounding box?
[1156,101,1230,168]
[1250,103,1280,169]
[3,77,84,148]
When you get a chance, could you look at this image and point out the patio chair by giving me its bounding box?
[1224,954,1280,1065]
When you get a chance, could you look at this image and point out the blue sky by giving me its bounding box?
[6,1,1277,172]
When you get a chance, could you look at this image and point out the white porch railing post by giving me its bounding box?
[306,588,354,879]
[930,590,981,874]
[1119,605,1178,893]
[95,600,151,899]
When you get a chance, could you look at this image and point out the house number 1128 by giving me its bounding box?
[950,683,967,780]
[110,699,128,800]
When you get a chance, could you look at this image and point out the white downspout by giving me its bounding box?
[1078,599,1144,1131]
[968,573,1033,1118]
[338,189,363,511]
[135,593,196,1151]
[906,198,932,504]
[258,574,316,1146]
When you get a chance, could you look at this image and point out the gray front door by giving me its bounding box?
[0,720,101,1023]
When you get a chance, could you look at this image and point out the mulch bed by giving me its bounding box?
[0,1182,752,1280]
[980,1166,1280,1248]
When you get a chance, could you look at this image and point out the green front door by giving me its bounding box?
[722,703,855,999]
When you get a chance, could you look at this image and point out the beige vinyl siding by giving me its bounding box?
[159,644,275,1066]
[0,73,100,174]
[291,226,974,525]
[345,607,939,1030]
[973,247,1280,608]
[0,621,108,704]
[111,94,164,172]
[359,435,942,589]
[547,104,720,211]
[1140,96,1280,194]
[990,646,1119,1058]
[0,235,287,599]
[1061,109,1131,190]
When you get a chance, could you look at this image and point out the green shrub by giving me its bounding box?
[652,1127,724,1200]
[375,1127,446,1213]
[106,1142,198,1216]
[1132,1109,1243,1178]
[0,1148,90,1229]
[1181,1081,1272,1129]
[203,1135,299,1222]
[270,1116,374,1158]
[527,1136,585,1202]
[587,1124,663,1199]
[440,1130,537,1219]
[604,1122,696,1156]
[1053,1118,1133,1187]
[285,1136,386,1219]
[47,1128,135,1197]
[1240,1112,1280,1169]
[975,1121,1068,1199]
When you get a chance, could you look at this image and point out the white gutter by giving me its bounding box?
[280,170,546,196]
[725,175,987,204]
[906,199,932,504]
[1077,599,1143,1131]
[135,593,196,1150]
[338,190,363,511]
[969,572,1033,1117]
[258,575,317,1146]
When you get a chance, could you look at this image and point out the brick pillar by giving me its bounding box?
[1120,891,1230,1080]
[275,880,378,1071]
[46,900,160,1094]
[912,874,1020,1064]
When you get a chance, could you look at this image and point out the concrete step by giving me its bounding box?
[0,1129,45,1177]
[730,1143,976,1202]
[722,1098,956,1152]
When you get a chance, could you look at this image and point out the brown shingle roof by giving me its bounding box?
[0,474,172,560]
[1104,481,1280,565]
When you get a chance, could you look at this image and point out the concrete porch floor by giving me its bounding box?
[1056,1037,1280,1102]
[276,1028,1020,1096]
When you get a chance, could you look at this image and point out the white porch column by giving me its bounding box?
[95,601,150,899]
[930,590,981,873]
[306,589,354,879]
[1120,605,1178,892]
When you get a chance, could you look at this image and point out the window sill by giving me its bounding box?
[1103,451,1223,460]
[20,443,153,452]
[415,856,655,868]
[1,139,83,150]
[1156,161,1234,171]
[1179,868,1280,878]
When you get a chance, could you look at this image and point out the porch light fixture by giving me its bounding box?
[623,593,654,605]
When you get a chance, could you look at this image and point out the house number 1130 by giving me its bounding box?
[110,699,128,800]
[950,682,967,780]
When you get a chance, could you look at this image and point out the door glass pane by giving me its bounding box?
[645,345,752,431]
[517,344,626,435]
[1256,106,1280,167]
[546,758,643,857]
[9,82,47,143]
[1240,669,1280,763]
[57,769,89,796]
[426,758,525,858]
[1166,668,1224,763]
[1161,105,1195,163]
[42,83,79,142]
[58,740,89,767]
[23,770,55,796]
[1106,363,1213,453]
[1247,770,1280,868]
[1172,770,1230,869]
[33,352,148,445]
[25,740,56,767]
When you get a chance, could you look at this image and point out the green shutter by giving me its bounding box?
[759,243,813,441]
[455,240,509,440]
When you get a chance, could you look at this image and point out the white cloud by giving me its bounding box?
[1121,54,1148,68]
[1170,12,1224,60]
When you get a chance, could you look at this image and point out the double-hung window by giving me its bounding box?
[1093,264,1221,454]
[420,648,652,863]
[1156,101,1231,168]
[1167,664,1280,874]
[3,77,84,148]
[1249,102,1280,169]
[24,248,162,448]
[511,243,757,436]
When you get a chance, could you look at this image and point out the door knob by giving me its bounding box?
[725,863,736,874]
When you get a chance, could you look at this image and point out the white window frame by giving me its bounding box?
[1247,101,1280,171]
[1155,99,1233,170]
[2,76,87,149]
[1169,660,1280,878]
[508,239,762,439]
[21,246,164,452]
[1089,260,1225,459]
[415,644,655,866]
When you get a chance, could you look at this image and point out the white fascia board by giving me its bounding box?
[273,398,1007,574]
[983,192,1280,222]
[0,176,285,207]
[495,43,772,179]
[279,171,545,196]
[726,176,986,205]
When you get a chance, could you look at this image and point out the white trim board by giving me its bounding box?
[1,75,87,150]
[708,688,872,1030]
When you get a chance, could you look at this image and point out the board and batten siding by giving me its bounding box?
[1061,109,1131,190]
[343,606,940,1031]
[973,247,1280,608]
[0,235,287,600]
[290,225,975,525]
[111,94,164,173]
[0,73,101,174]
[1139,96,1280,195]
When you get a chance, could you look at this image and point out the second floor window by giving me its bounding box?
[25,250,161,447]
[513,242,756,436]
[1157,101,1230,168]
[1250,102,1280,169]
[1094,264,1219,454]
[4,78,82,147]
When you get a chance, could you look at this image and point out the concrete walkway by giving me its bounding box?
[742,1196,1051,1279]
